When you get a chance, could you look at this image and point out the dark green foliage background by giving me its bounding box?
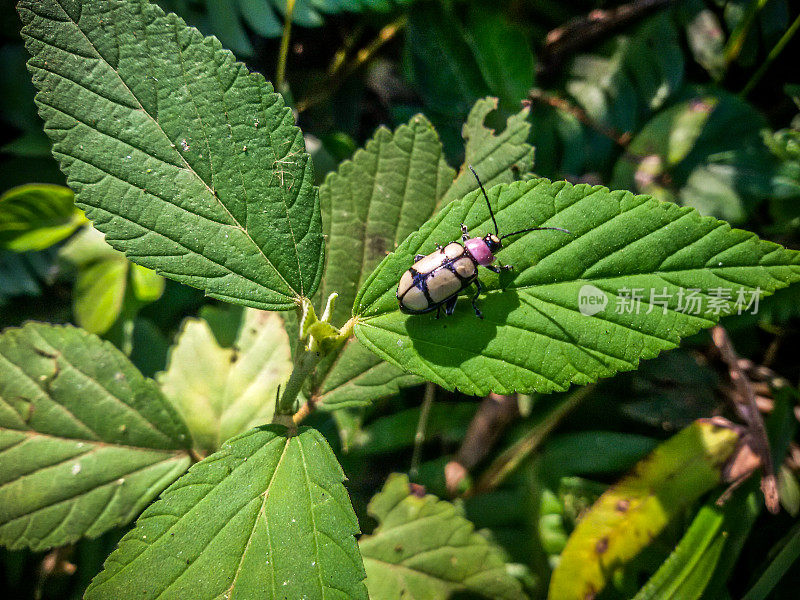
[2,0,800,598]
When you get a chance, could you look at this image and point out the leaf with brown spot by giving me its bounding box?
[548,418,742,600]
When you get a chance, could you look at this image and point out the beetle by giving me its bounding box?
[396,166,570,318]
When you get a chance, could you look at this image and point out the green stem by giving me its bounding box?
[275,0,296,92]
[742,13,800,97]
[274,345,322,419]
[723,0,769,67]
[409,383,436,480]
[472,385,594,495]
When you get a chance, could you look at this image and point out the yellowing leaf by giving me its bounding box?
[159,308,292,454]
[548,418,742,600]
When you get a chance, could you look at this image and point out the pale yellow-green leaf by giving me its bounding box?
[158,309,292,454]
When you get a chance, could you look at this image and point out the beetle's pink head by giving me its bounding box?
[466,235,499,265]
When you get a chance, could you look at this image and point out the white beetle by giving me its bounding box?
[397,167,570,318]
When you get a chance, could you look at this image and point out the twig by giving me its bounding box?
[471,385,594,496]
[296,16,407,113]
[711,326,779,513]
[409,383,436,480]
[445,393,520,495]
[526,90,632,147]
[538,0,673,77]
[275,0,296,92]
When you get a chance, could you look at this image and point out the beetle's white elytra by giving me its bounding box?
[397,270,414,297]
[452,257,476,279]
[426,269,463,303]
[412,251,446,274]
[444,242,464,259]
[399,284,429,311]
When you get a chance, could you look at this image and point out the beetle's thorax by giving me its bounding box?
[465,237,495,265]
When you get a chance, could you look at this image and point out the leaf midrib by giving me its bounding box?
[358,178,796,316]
[45,0,298,298]
[0,427,190,455]
[1,453,188,527]
[224,434,290,599]
[361,258,793,320]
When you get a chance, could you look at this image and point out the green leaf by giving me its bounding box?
[85,425,368,600]
[130,262,166,302]
[354,402,475,455]
[683,7,727,80]
[313,342,421,408]
[404,2,489,119]
[548,419,741,600]
[354,177,800,395]
[465,9,534,109]
[612,91,775,224]
[0,184,86,252]
[310,115,452,407]
[359,473,525,600]
[742,517,800,600]
[60,227,165,334]
[0,248,59,308]
[566,11,684,170]
[73,258,129,334]
[0,323,191,551]
[440,98,536,207]
[321,115,453,329]
[19,0,324,310]
[159,0,410,54]
[632,504,730,600]
[158,308,292,454]
[540,432,658,480]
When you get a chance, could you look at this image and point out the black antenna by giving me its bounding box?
[468,165,499,236]
[500,226,572,240]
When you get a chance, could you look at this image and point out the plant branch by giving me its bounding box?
[471,385,594,496]
[538,0,673,77]
[274,345,322,421]
[711,326,779,513]
[275,0,296,92]
[445,393,520,496]
[526,90,632,147]
[409,383,436,480]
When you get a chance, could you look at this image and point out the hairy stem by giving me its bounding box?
[275,345,322,418]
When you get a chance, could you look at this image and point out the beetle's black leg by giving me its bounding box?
[443,295,458,316]
[435,305,441,319]
[485,264,514,274]
[436,243,444,252]
[471,280,484,319]
[414,254,425,262]
[461,223,469,242]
